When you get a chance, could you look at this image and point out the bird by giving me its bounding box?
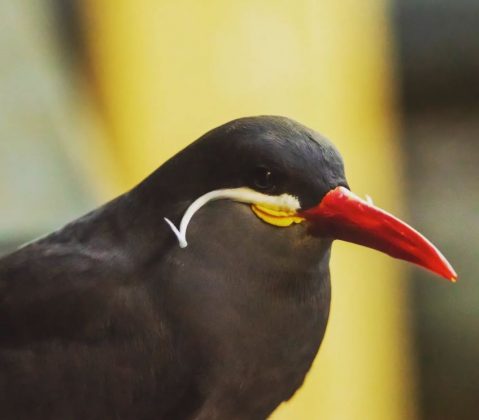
[0,116,456,420]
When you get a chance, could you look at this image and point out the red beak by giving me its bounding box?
[299,186,457,281]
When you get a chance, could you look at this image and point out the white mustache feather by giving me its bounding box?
[164,187,300,248]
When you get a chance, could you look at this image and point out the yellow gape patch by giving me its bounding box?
[251,204,305,227]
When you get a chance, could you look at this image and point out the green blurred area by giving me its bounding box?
[395,1,479,418]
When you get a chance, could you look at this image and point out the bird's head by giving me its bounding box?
[162,116,456,281]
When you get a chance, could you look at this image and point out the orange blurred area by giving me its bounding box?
[1,1,477,419]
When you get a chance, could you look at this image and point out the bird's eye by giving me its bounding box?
[252,167,275,191]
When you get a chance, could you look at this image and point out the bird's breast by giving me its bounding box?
[157,200,332,413]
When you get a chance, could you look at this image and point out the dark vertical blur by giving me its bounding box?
[49,0,84,61]
[394,1,479,419]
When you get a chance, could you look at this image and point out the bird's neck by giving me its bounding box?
[160,200,332,294]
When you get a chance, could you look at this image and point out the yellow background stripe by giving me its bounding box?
[83,1,416,418]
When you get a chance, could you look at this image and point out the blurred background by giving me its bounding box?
[0,1,477,419]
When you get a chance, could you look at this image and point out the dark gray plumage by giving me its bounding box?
[0,116,348,419]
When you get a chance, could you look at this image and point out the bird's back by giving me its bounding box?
[0,201,202,419]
